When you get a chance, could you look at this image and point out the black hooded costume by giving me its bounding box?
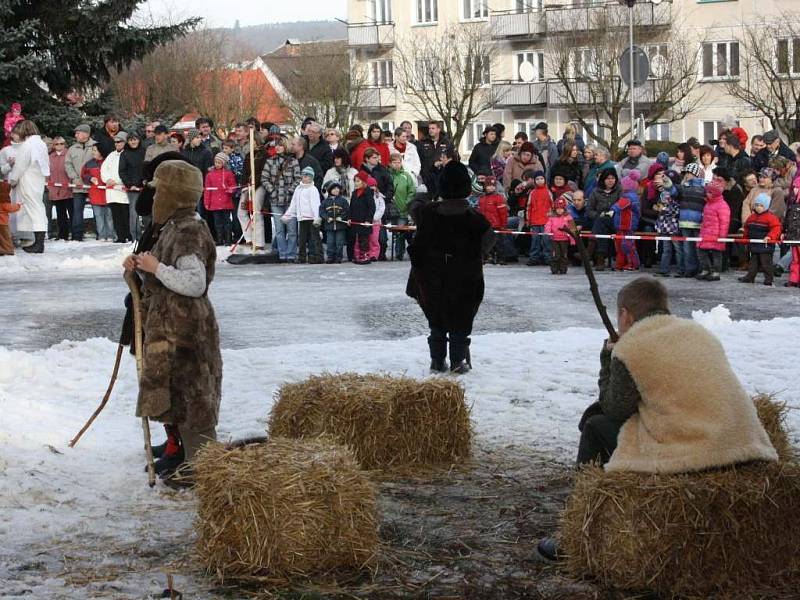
[406,161,494,373]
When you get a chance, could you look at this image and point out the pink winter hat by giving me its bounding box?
[621,170,641,192]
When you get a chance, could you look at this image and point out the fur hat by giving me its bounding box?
[519,141,536,155]
[151,160,204,224]
[621,171,641,192]
[682,162,701,177]
[439,161,472,200]
[214,152,229,165]
[301,166,315,178]
[754,192,771,210]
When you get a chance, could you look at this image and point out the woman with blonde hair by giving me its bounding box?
[491,140,513,181]
[8,120,49,253]
[557,122,586,156]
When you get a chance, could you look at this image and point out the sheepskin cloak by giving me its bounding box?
[606,314,778,474]
[136,215,222,430]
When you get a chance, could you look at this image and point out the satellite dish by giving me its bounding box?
[650,54,668,79]
[651,0,664,4]
[519,61,536,83]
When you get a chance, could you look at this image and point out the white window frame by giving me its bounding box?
[370,0,392,23]
[777,36,800,77]
[515,0,543,13]
[464,121,492,154]
[415,58,439,90]
[514,51,545,82]
[569,48,599,80]
[515,120,544,141]
[461,0,488,21]
[646,122,670,142]
[699,120,724,145]
[700,41,740,81]
[379,121,396,133]
[576,120,604,144]
[464,54,491,87]
[370,59,394,87]
[413,0,438,25]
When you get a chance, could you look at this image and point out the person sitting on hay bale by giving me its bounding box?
[406,157,495,374]
[537,276,778,561]
[123,160,223,489]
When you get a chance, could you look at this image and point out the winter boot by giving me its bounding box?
[695,270,711,280]
[152,424,182,459]
[152,447,185,476]
[428,331,448,373]
[22,232,45,254]
[449,336,472,374]
[707,272,721,281]
[594,253,607,271]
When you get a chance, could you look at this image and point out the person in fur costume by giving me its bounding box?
[122,160,222,488]
[406,160,494,374]
[537,277,779,561]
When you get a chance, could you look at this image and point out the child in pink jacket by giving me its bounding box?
[697,180,731,281]
[203,152,237,245]
[545,195,575,274]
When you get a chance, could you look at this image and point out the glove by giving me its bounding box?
[327,217,333,223]
[313,218,322,227]
[604,211,614,218]
[281,214,290,224]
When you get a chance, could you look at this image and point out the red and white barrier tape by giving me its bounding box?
[48,182,244,192]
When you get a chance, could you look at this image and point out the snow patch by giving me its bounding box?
[692,304,734,329]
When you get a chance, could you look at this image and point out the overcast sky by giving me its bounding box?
[139,0,347,27]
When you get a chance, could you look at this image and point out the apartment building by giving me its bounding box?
[347,0,798,152]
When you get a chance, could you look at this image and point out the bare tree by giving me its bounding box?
[394,23,500,148]
[726,10,800,143]
[273,46,368,130]
[545,5,703,152]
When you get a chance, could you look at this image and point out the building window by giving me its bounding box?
[571,48,599,80]
[371,60,394,87]
[462,0,488,20]
[700,120,732,144]
[416,59,439,90]
[465,122,492,150]
[515,51,545,82]
[515,121,543,140]
[576,121,604,144]
[465,54,491,86]
[415,0,438,24]
[370,0,392,23]
[647,44,668,79]
[379,121,395,132]
[647,122,670,142]
[515,0,543,12]
[701,41,739,80]
[777,37,800,76]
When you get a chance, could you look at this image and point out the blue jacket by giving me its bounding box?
[612,190,640,232]
[568,203,592,230]
[678,177,705,227]
[319,195,350,231]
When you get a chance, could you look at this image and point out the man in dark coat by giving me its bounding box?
[752,130,797,173]
[468,125,498,176]
[406,160,494,374]
[417,121,455,198]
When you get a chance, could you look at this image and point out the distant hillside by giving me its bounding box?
[217,20,347,57]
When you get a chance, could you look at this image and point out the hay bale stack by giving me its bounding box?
[753,393,793,461]
[194,437,378,583]
[560,395,800,597]
[268,373,471,470]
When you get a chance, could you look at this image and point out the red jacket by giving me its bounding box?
[81,159,106,206]
[0,199,21,226]
[48,151,73,201]
[364,139,391,166]
[478,193,509,229]
[349,140,369,172]
[203,167,237,211]
[744,210,782,253]
[526,185,553,226]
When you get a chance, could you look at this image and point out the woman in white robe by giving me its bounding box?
[8,121,50,253]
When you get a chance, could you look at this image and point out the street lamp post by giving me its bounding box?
[619,0,637,140]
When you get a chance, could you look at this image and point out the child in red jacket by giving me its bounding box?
[477,175,509,264]
[0,196,21,255]
[204,152,238,245]
[545,195,575,274]
[525,170,553,266]
[739,192,783,286]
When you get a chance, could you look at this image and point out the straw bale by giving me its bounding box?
[753,393,793,461]
[560,396,800,597]
[193,437,378,583]
[268,373,471,471]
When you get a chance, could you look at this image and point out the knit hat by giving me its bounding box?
[560,191,574,205]
[599,167,618,186]
[74,124,91,134]
[323,180,342,194]
[151,160,204,224]
[531,170,546,180]
[301,166,315,178]
[355,170,370,185]
[682,162,701,177]
[214,152,229,165]
[621,171,641,192]
[647,161,665,180]
[763,130,780,144]
[626,139,643,148]
[366,176,378,188]
[186,128,200,142]
[656,151,670,169]
[759,167,777,181]
[520,141,535,154]
[553,197,567,211]
[483,175,497,187]
[439,160,472,200]
[706,180,724,200]
[730,127,749,148]
[754,192,771,210]
[113,131,128,143]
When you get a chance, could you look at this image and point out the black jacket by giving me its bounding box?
[298,153,323,190]
[361,162,395,204]
[182,145,213,177]
[468,140,497,177]
[349,187,376,235]
[550,159,582,188]
[308,140,334,175]
[93,128,118,158]
[418,135,455,194]
[119,146,145,189]
[718,150,752,184]
[753,143,797,172]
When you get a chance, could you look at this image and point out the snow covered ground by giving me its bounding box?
[1,240,799,598]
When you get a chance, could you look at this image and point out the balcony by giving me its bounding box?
[347,22,395,49]
[357,86,396,112]
[489,1,671,39]
[493,81,548,107]
[547,78,661,107]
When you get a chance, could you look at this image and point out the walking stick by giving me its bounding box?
[68,343,124,447]
[124,270,157,487]
[562,224,619,343]
[249,127,257,255]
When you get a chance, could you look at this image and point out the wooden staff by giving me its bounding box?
[249,126,257,255]
[124,270,156,487]
[68,343,124,447]
[562,224,619,343]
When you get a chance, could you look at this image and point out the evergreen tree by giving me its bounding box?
[0,0,199,118]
